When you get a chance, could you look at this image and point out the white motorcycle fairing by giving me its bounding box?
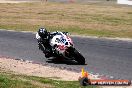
[36,31,85,65]
[50,32,73,55]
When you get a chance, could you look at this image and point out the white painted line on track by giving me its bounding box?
[0,29,132,42]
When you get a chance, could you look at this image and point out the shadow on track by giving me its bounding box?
[46,57,87,65]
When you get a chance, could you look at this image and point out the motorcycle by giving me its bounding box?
[37,32,85,65]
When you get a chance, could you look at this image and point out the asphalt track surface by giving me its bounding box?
[0,30,132,80]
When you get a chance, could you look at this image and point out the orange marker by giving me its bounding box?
[81,68,89,77]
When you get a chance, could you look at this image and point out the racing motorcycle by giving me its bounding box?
[38,32,85,65]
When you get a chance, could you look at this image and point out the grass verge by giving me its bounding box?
[0,2,132,38]
[0,72,97,88]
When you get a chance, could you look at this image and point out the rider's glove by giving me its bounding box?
[62,32,69,35]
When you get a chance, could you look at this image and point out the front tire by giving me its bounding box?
[73,49,85,65]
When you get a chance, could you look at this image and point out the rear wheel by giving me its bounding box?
[79,77,91,86]
[73,49,85,65]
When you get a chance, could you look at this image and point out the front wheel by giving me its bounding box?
[73,49,85,65]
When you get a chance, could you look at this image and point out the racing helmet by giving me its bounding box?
[38,27,48,38]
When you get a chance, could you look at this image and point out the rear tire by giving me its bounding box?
[79,77,91,86]
[73,49,85,65]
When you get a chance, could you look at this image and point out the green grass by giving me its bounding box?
[0,74,38,88]
[0,2,132,38]
[0,72,98,88]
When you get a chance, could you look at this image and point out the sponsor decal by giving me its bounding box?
[58,45,66,50]
[78,68,131,86]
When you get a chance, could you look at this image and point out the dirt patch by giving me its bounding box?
[0,57,98,81]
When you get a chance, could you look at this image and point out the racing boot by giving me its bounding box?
[38,43,45,51]
[44,48,52,58]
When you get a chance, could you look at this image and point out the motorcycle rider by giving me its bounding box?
[36,27,68,58]
[36,27,52,58]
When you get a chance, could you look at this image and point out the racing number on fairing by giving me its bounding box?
[55,37,66,44]
[55,38,60,43]
[60,36,67,43]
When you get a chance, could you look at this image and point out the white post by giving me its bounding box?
[117,0,132,5]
